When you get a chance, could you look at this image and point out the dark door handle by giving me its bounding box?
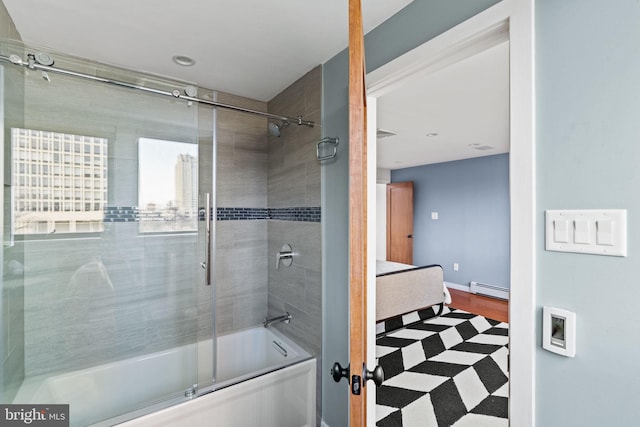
[407,234,413,238]
[331,362,350,383]
[363,363,384,387]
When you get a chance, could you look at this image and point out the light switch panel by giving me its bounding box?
[545,210,627,256]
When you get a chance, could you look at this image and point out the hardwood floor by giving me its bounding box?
[448,288,509,323]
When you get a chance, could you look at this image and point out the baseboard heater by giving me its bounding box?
[470,281,509,300]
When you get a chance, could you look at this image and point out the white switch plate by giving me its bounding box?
[545,210,627,257]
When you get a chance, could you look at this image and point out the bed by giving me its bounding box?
[376,260,451,323]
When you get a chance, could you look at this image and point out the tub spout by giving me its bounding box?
[263,312,292,328]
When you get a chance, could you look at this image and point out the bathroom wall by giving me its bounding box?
[207,66,322,418]
[213,92,269,335]
[1,7,24,402]
[266,65,322,423]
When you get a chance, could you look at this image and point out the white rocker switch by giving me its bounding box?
[596,219,614,246]
[573,219,591,244]
[553,219,569,243]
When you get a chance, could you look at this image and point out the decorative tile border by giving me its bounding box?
[208,207,321,222]
[216,207,321,222]
[105,206,321,223]
[268,207,321,222]
[216,207,269,221]
[104,206,139,222]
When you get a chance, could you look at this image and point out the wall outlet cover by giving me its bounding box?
[542,306,576,357]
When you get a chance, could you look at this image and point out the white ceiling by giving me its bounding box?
[3,0,412,102]
[3,0,509,169]
[376,40,510,170]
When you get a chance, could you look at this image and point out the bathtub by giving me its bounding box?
[13,326,315,427]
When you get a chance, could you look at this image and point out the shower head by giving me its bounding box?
[268,121,290,137]
[268,122,280,137]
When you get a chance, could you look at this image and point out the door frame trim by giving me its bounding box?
[366,1,536,425]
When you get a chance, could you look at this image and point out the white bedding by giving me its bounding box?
[376,260,452,304]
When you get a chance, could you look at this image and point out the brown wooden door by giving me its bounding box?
[348,0,368,425]
[386,181,414,264]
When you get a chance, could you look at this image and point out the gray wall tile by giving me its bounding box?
[267,164,307,208]
[266,65,323,419]
[215,97,268,210]
[213,93,269,334]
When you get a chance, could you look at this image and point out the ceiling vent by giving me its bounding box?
[471,144,495,151]
[376,128,397,139]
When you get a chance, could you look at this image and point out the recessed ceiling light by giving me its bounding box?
[172,55,196,66]
[426,132,439,137]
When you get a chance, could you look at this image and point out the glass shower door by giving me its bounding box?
[1,39,210,426]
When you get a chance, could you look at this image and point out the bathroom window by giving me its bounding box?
[11,128,108,236]
[138,138,198,233]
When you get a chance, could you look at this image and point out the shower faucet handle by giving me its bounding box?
[275,244,293,269]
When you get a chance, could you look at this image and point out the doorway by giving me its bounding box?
[364,2,535,426]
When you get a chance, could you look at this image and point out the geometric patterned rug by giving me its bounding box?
[376,304,444,336]
[376,307,509,427]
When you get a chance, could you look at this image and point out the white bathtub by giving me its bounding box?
[14,326,315,427]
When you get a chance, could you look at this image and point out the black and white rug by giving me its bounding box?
[376,307,509,427]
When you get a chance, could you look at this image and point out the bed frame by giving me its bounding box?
[376,264,445,322]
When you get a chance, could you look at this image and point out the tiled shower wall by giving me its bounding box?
[211,69,323,343]
[266,66,323,421]
[213,92,269,335]
[1,8,24,402]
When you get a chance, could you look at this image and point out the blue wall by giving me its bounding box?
[536,0,640,425]
[392,154,510,289]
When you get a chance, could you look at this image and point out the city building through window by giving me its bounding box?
[11,128,107,235]
[138,138,198,233]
